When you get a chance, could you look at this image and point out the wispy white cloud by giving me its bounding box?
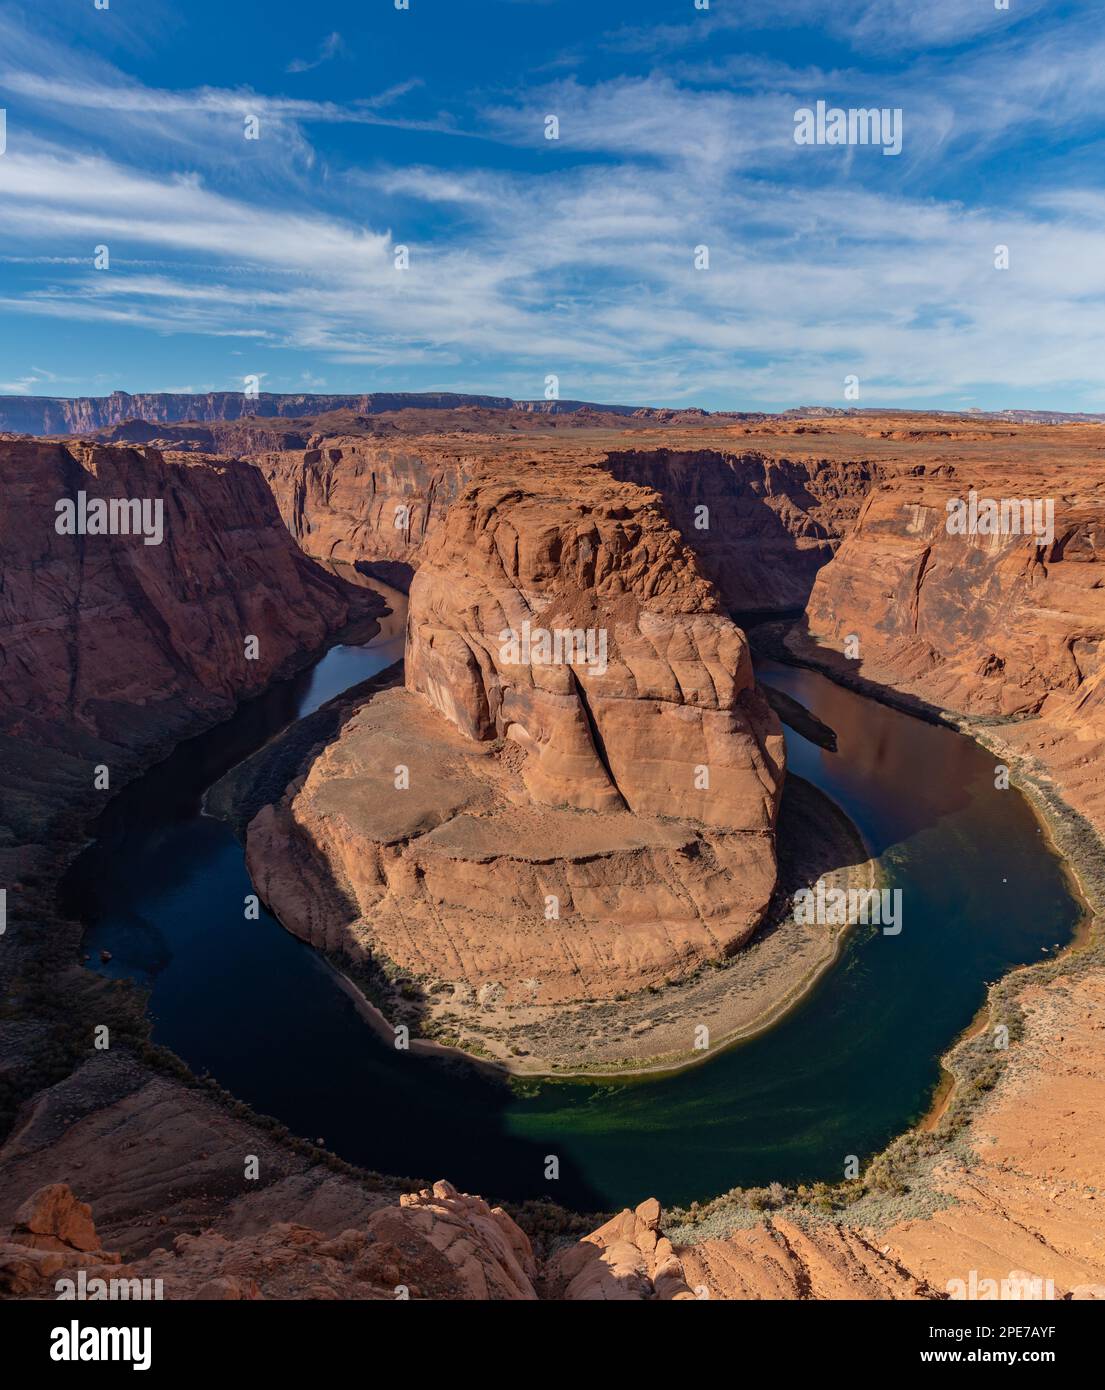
[605,0,1050,57]
[0,365,59,394]
[0,2,1103,407]
[0,71,420,122]
[287,32,349,75]
[3,133,1104,407]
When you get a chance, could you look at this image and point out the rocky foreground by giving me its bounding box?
[1,402,1104,1298]
[2,961,1103,1299]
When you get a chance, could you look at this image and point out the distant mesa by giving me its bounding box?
[4,388,1103,438]
[0,389,713,437]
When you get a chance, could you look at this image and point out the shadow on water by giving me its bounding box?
[63,604,1080,1213]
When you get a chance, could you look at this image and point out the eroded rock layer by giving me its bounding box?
[405,464,782,826]
[601,448,880,610]
[253,438,471,576]
[0,439,375,875]
[805,455,1105,833]
[248,431,885,611]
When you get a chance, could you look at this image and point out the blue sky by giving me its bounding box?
[0,0,1102,411]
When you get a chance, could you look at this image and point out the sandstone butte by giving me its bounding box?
[1,405,1104,1300]
[244,459,786,1063]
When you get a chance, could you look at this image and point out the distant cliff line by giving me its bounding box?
[3,390,1102,436]
[0,390,702,435]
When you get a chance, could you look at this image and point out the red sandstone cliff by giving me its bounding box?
[0,390,714,437]
[602,448,880,610]
[252,438,471,577]
[0,440,368,743]
[405,464,782,828]
[248,432,884,615]
[805,458,1105,833]
[0,437,380,1133]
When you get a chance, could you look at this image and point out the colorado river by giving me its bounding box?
[65,600,1080,1212]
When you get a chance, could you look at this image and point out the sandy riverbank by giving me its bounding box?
[763,620,1104,1137]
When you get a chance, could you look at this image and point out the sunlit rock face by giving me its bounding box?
[405,462,783,830]
[246,456,784,1025]
[806,459,1105,832]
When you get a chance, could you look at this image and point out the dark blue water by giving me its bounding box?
[66,629,1080,1212]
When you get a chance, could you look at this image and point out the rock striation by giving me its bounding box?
[602,447,880,610]
[805,453,1105,834]
[0,439,376,877]
[253,438,471,577]
[405,464,782,827]
[0,390,725,437]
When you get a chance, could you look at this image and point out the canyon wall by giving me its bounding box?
[0,440,368,742]
[603,448,880,611]
[250,435,883,615]
[252,439,472,577]
[806,462,1105,831]
[0,436,377,971]
[0,391,681,437]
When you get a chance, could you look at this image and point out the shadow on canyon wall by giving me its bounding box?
[603,448,862,611]
[352,559,415,594]
[746,615,984,857]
